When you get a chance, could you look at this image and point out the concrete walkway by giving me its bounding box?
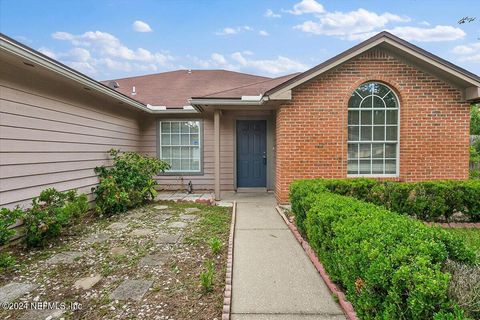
[225,192,346,320]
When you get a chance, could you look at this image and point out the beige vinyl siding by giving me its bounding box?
[139,110,275,192]
[0,61,142,209]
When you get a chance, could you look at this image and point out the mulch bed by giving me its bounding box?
[425,222,480,228]
[0,201,232,320]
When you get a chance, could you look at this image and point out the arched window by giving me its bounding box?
[347,82,399,176]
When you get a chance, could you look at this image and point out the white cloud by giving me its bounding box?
[452,42,480,63]
[453,43,480,55]
[215,26,253,35]
[292,5,464,42]
[264,9,281,18]
[294,8,409,38]
[384,25,466,42]
[48,30,173,77]
[190,51,307,75]
[217,27,237,35]
[132,20,153,32]
[230,52,307,75]
[462,55,480,63]
[259,30,269,36]
[286,0,325,15]
[188,53,238,70]
[346,25,466,42]
[38,47,57,59]
[211,52,227,65]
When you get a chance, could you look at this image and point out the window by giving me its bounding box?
[347,82,399,176]
[159,120,201,173]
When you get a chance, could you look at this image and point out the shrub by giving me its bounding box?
[444,260,480,319]
[290,179,480,222]
[302,191,475,319]
[471,104,480,135]
[289,179,328,235]
[92,149,170,215]
[0,207,22,245]
[0,252,16,272]
[24,188,88,247]
[208,236,222,255]
[199,259,215,293]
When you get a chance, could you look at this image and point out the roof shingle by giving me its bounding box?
[104,69,271,107]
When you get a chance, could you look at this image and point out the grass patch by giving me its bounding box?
[183,205,231,245]
[447,228,480,260]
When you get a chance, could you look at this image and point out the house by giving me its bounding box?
[1,31,479,208]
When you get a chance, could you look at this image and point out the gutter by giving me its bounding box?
[189,96,269,106]
[0,34,204,114]
[0,34,151,113]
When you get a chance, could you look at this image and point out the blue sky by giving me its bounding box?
[1,0,479,80]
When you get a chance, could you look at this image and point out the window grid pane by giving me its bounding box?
[347,82,398,176]
[160,121,201,173]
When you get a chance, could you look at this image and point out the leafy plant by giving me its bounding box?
[0,207,22,245]
[471,145,480,162]
[208,236,222,255]
[294,189,476,319]
[92,149,170,215]
[471,104,480,135]
[290,179,480,222]
[24,188,88,247]
[199,259,215,293]
[0,252,16,272]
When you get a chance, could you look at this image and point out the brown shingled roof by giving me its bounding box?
[103,69,270,107]
[196,73,301,99]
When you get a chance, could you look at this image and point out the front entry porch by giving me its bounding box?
[212,109,276,200]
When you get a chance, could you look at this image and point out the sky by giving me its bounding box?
[1,0,479,80]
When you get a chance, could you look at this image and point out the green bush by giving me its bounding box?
[24,188,88,247]
[92,149,170,215]
[0,207,22,245]
[301,191,475,319]
[290,179,480,222]
[0,252,16,272]
[471,104,480,135]
[290,179,328,235]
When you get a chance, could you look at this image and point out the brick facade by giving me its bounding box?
[275,48,471,203]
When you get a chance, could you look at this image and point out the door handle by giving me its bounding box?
[262,153,267,165]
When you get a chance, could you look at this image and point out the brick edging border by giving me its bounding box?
[275,206,358,320]
[222,201,236,320]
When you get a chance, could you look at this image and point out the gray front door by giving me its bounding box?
[236,120,267,188]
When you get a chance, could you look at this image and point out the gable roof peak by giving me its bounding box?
[265,31,480,99]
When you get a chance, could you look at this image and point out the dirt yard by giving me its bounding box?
[0,201,232,320]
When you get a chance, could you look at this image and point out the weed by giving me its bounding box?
[199,259,215,293]
[209,236,223,255]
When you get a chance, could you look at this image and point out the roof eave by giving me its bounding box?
[0,33,150,113]
[188,97,267,106]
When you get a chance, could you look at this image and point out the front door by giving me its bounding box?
[236,120,267,188]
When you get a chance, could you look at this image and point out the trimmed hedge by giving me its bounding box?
[290,181,476,319]
[291,179,480,222]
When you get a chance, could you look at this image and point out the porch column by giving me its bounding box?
[214,109,221,200]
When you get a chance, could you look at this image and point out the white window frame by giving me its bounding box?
[347,82,400,178]
[157,120,202,174]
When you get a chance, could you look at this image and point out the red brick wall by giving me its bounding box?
[275,49,471,203]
